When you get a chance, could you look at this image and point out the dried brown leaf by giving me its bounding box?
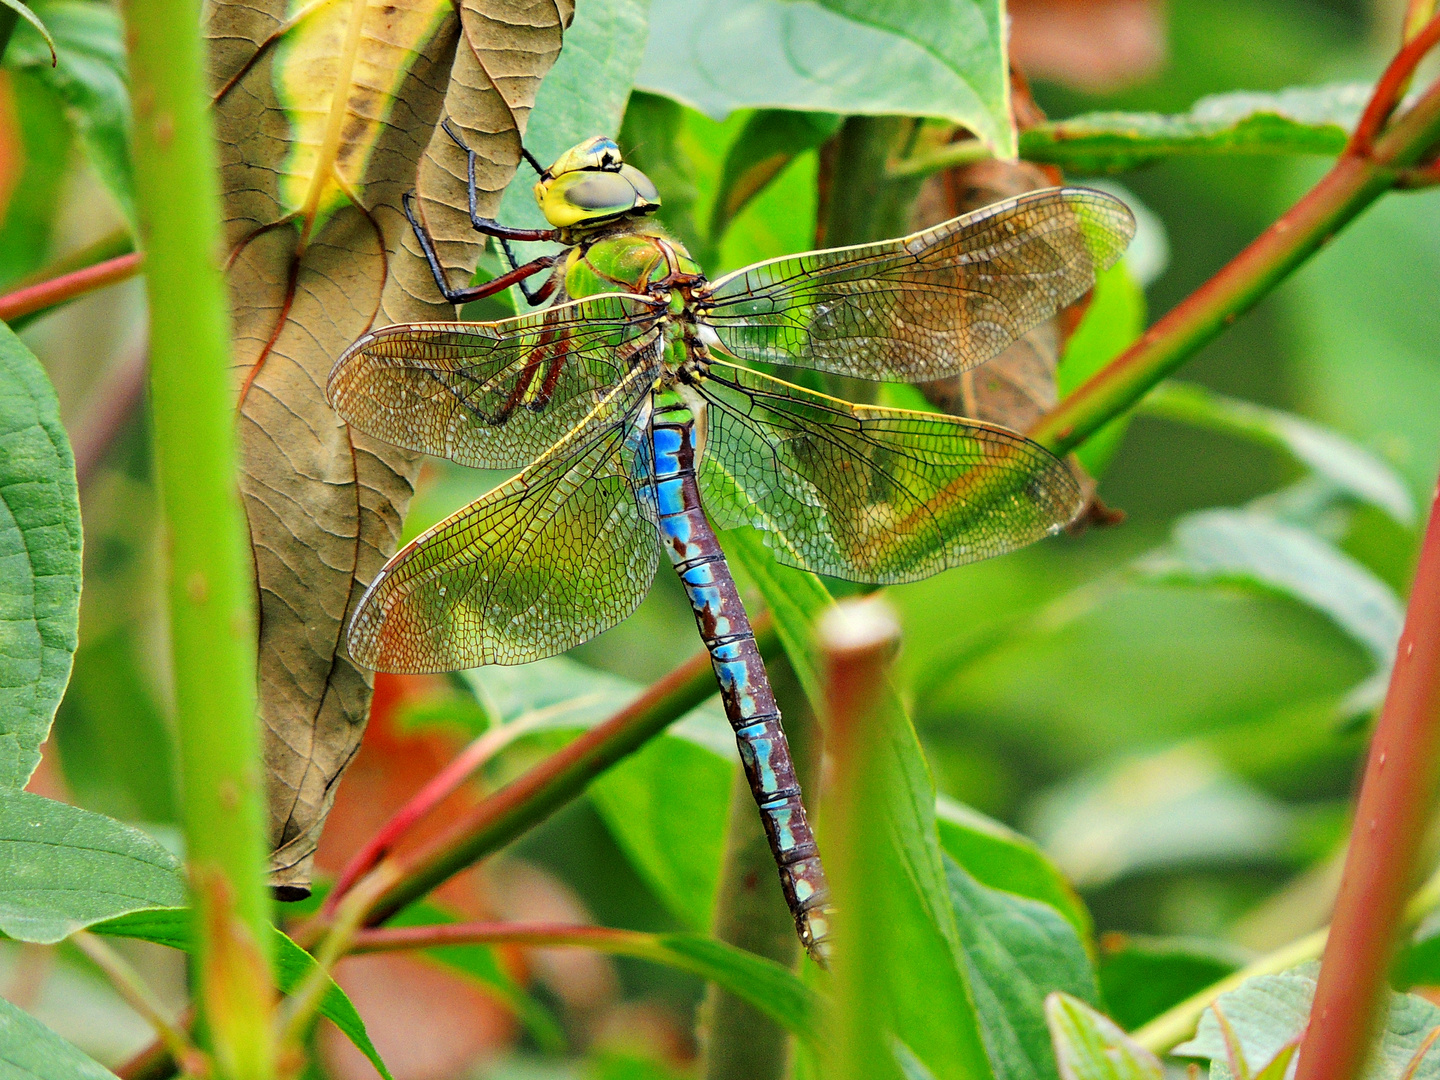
[206,0,574,890]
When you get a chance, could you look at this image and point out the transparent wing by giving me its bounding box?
[347,390,661,673]
[694,360,1083,584]
[697,187,1135,383]
[328,293,665,470]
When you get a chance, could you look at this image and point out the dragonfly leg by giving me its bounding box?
[402,191,559,306]
[440,119,560,243]
[498,237,560,306]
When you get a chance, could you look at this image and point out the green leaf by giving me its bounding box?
[936,796,1092,945]
[1058,261,1146,478]
[1141,382,1414,525]
[709,110,842,243]
[0,789,183,943]
[638,0,1014,156]
[1,0,55,63]
[383,900,565,1051]
[1138,508,1404,670]
[497,0,650,237]
[1045,993,1163,1080]
[1019,83,1371,175]
[94,906,394,1080]
[5,0,133,224]
[1097,935,1243,1032]
[1174,962,1440,1079]
[949,857,1098,1080]
[0,994,118,1079]
[0,322,80,790]
[723,530,993,1079]
[647,933,820,1039]
[1027,748,1298,889]
[590,734,731,931]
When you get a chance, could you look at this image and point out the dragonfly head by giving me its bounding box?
[533,135,661,232]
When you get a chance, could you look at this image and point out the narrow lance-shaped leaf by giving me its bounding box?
[0,995,119,1080]
[206,0,572,891]
[1046,993,1164,1080]
[0,321,80,790]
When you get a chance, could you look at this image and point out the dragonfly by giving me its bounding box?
[327,123,1135,962]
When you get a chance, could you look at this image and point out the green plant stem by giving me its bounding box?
[123,0,272,1071]
[1132,860,1440,1052]
[1294,472,1440,1080]
[1029,71,1440,457]
[336,620,781,931]
[73,933,201,1072]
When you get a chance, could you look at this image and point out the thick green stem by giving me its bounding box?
[1029,74,1440,457]
[122,0,272,1072]
[700,657,816,1080]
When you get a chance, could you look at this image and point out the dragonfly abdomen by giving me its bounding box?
[650,398,834,962]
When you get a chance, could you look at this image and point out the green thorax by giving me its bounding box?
[562,225,701,304]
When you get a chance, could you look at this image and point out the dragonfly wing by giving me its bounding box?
[694,360,1083,584]
[697,187,1135,383]
[347,392,661,673]
[328,292,666,469]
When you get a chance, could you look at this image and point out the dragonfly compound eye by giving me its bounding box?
[538,167,662,229]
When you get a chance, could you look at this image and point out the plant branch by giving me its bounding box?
[309,620,779,937]
[123,0,272,1069]
[73,932,203,1074]
[0,253,144,326]
[1029,69,1440,457]
[1293,471,1440,1080]
[1348,13,1440,155]
[1132,862,1440,1052]
[323,708,549,915]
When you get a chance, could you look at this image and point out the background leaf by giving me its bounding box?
[637,0,1014,155]
[0,789,183,943]
[6,0,132,224]
[207,0,572,890]
[0,994,118,1079]
[1097,935,1242,1031]
[949,856,1099,1080]
[1046,993,1163,1080]
[0,321,80,790]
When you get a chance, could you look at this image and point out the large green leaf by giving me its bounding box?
[936,796,1091,944]
[723,530,992,1079]
[637,0,1014,156]
[0,789,183,943]
[94,906,393,1079]
[0,322,80,791]
[0,994,118,1079]
[1046,994,1163,1080]
[708,110,843,244]
[1140,382,1414,525]
[949,857,1098,1080]
[1174,962,1440,1079]
[1138,508,1404,671]
[1018,83,1370,175]
[6,0,132,224]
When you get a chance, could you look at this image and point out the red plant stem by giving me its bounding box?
[350,921,649,953]
[0,252,144,324]
[338,618,781,931]
[323,719,535,914]
[1348,13,1440,155]
[1030,70,1440,458]
[1294,471,1440,1079]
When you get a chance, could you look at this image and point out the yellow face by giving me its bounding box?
[532,136,661,230]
